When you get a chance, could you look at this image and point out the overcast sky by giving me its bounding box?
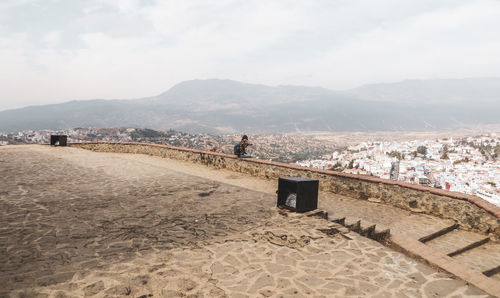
[1,0,499,111]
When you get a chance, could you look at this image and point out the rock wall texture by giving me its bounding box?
[70,142,500,237]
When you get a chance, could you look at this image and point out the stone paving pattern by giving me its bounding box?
[0,145,493,297]
[1,146,275,295]
[20,214,491,297]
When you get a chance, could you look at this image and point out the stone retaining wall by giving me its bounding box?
[70,142,500,237]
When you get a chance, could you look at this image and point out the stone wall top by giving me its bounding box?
[71,141,500,218]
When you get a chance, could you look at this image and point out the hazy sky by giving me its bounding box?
[1,0,500,111]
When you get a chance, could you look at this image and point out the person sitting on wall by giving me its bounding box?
[234,135,253,158]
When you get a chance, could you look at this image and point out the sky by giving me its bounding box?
[1,0,500,111]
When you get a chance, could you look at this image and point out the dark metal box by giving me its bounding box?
[277,177,318,212]
[50,135,67,146]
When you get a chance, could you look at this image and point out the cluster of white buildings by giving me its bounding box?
[297,135,500,207]
[0,130,51,144]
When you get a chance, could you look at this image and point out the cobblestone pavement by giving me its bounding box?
[0,146,274,295]
[0,145,491,297]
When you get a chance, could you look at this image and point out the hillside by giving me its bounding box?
[1,78,499,133]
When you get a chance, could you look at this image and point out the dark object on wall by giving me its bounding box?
[50,135,67,146]
[277,177,318,212]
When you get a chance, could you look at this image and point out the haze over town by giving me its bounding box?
[1,0,500,111]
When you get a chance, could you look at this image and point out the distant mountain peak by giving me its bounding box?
[150,78,331,110]
[160,78,329,96]
[1,77,499,133]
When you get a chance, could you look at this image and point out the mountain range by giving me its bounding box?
[1,78,499,134]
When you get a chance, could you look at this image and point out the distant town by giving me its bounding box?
[2,128,498,206]
[297,136,500,206]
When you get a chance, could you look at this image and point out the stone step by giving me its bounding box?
[319,193,456,241]
[390,234,500,297]
[452,242,500,277]
[425,229,489,256]
[360,223,375,238]
[373,224,391,241]
[448,237,490,257]
[490,271,500,282]
[344,218,361,233]
[483,264,500,278]
[331,216,345,225]
[304,209,328,220]
[418,223,459,243]
[330,216,390,242]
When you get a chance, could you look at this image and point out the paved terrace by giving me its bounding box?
[0,145,497,297]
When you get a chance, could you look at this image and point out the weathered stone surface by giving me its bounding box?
[0,145,493,297]
[71,142,499,238]
[424,279,465,297]
[104,285,132,296]
[36,272,75,287]
[0,145,274,293]
[83,281,104,297]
